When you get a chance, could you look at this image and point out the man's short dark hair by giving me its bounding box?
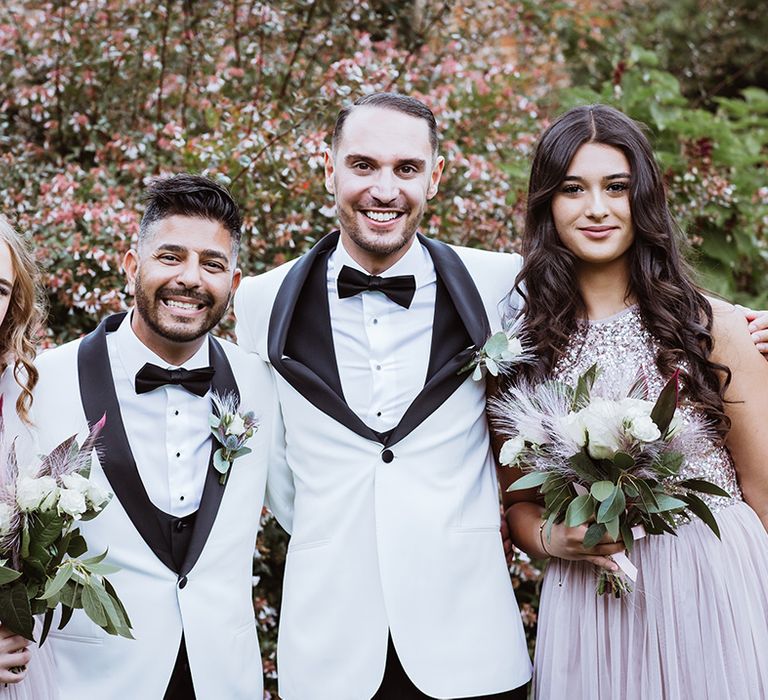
[139,174,242,254]
[331,93,439,156]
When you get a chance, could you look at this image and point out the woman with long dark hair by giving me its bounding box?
[0,214,55,699]
[498,105,768,699]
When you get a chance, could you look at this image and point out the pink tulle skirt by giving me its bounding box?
[533,500,768,700]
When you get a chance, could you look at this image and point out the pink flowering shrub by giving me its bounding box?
[1,1,765,693]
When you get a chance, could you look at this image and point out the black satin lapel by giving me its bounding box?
[419,234,491,347]
[77,313,176,572]
[268,231,380,444]
[283,243,343,398]
[179,337,239,577]
[386,275,477,446]
[386,237,489,447]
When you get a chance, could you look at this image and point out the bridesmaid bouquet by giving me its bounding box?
[0,400,132,644]
[490,365,729,596]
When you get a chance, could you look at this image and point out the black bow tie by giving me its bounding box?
[135,363,215,397]
[336,265,416,309]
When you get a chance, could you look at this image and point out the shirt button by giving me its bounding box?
[179,495,185,501]
[176,452,181,458]
[376,411,382,417]
[174,410,179,416]
[381,449,394,463]
[372,318,378,325]
[375,364,381,371]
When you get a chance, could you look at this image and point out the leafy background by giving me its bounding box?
[1,1,765,695]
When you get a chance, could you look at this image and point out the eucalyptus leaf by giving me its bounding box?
[483,331,509,356]
[0,565,21,586]
[681,493,722,539]
[67,533,88,558]
[565,494,595,528]
[213,449,231,475]
[679,478,730,498]
[485,358,499,377]
[506,470,550,492]
[81,583,107,627]
[80,549,109,566]
[605,516,620,542]
[590,480,615,502]
[0,582,35,641]
[597,485,627,524]
[646,494,687,513]
[42,562,74,600]
[620,520,635,552]
[39,607,55,646]
[232,446,252,459]
[613,452,635,470]
[582,522,607,549]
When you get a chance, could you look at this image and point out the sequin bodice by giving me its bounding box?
[552,306,742,513]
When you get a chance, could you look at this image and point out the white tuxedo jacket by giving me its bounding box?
[235,232,532,699]
[20,313,278,699]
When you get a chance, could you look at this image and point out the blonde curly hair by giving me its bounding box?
[0,215,46,424]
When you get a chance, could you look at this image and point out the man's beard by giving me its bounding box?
[337,202,425,258]
[133,277,228,343]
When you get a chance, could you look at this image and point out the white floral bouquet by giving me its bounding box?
[490,364,729,596]
[0,401,132,644]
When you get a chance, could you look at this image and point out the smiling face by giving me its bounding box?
[123,215,241,364]
[325,105,444,274]
[551,142,634,271]
[0,241,16,328]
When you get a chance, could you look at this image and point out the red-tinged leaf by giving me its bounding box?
[650,369,680,435]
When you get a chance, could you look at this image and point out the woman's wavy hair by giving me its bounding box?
[514,104,731,437]
[0,215,46,424]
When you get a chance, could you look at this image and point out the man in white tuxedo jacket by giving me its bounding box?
[235,94,531,699]
[19,175,278,699]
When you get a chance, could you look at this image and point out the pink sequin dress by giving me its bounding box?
[532,307,768,700]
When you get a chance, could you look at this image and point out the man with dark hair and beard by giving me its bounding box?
[235,93,532,700]
[13,174,280,699]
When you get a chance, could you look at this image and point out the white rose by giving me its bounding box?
[0,503,15,537]
[61,473,111,511]
[85,483,111,511]
[57,488,87,520]
[16,475,58,512]
[61,472,90,494]
[499,435,526,466]
[559,411,587,448]
[619,397,654,420]
[226,414,246,436]
[581,398,623,460]
[627,415,662,443]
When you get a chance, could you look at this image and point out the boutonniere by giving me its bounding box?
[209,392,259,485]
[460,330,525,381]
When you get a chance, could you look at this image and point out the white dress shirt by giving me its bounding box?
[327,238,437,432]
[106,311,212,516]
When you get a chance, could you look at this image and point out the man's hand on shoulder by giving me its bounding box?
[736,305,768,357]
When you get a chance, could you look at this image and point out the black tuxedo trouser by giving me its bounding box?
[372,635,528,700]
[164,635,196,700]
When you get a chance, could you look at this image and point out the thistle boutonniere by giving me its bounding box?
[460,330,525,381]
[209,392,259,485]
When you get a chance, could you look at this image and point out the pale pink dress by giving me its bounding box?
[532,308,768,700]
